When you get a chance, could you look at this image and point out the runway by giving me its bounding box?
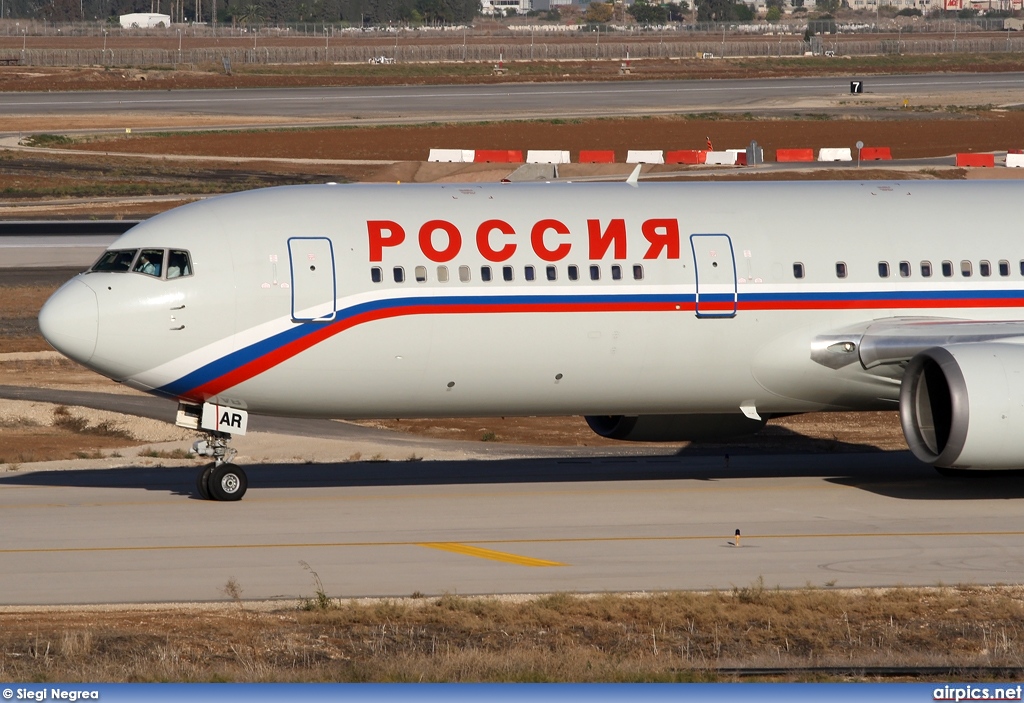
[3,446,1024,605]
[3,73,1023,123]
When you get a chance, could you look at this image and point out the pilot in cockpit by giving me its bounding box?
[133,250,163,278]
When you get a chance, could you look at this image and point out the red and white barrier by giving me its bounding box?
[526,150,571,164]
[956,153,995,168]
[818,148,853,162]
[626,150,664,164]
[578,150,615,163]
[1007,153,1024,168]
[776,148,815,162]
[665,150,707,165]
[860,146,892,160]
[705,151,737,166]
[474,150,524,164]
[428,149,474,163]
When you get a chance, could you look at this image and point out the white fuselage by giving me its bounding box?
[38,180,1024,424]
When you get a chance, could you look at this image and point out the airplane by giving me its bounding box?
[36,178,1024,501]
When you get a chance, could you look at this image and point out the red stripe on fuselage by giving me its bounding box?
[184,295,1024,401]
[186,299,689,400]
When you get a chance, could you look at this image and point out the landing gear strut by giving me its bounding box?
[192,431,248,501]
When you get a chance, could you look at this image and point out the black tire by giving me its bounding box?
[196,464,214,500]
[208,463,248,501]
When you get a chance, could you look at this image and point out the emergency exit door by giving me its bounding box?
[288,237,337,322]
[690,233,738,318]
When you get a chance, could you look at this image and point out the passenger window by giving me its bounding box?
[167,250,192,278]
[568,265,579,281]
[878,261,890,278]
[414,266,427,283]
[942,261,953,277]
[481,266,492,282]
[961,260,972,277]
[633,265,644,281]
[133,249,164,278]
[835,262,847,279]
[371,267,382,283]
[502,266,514,282]
[920,261,932,278]
[91,249,138,273]
[546,265,557,281]
[393,267,405,283]
[899,261,911,278]
[459,265,471,282]
[437,266,449,283]
[999,260,1010,277]
[524,266,536,282]
[611,265,622,281]
[793,262,805,279]
[589,265,600,281]
[980,260,991,277]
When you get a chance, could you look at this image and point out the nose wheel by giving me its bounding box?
[197,462,248,501]
[192,432,248,501]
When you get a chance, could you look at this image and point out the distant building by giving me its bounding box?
[119,13,171,28]
[530,0,590,10]
[480,0,532,13]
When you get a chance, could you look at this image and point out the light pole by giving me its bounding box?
[176,28,182,63]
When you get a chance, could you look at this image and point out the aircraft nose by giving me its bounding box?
[38,278,98,365]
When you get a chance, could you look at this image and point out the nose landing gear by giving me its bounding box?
[192,431,248,501]
[177,401,251,501]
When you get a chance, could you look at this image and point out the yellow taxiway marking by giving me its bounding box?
[418,542,565,567]
[4,531,1024,556]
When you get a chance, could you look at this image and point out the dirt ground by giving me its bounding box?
[61,109,1024,163]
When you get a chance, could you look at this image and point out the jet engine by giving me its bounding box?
[584,413,767,442]
[899,343,1024,469]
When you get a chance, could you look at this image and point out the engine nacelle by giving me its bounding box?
[900,343,1024,469]
[585,413,767,442]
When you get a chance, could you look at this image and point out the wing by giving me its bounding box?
[812,317,1024,370]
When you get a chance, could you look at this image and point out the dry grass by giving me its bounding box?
[52,405,133,440]
[2,586,1024,682]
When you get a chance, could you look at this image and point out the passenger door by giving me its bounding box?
[690,233,738,318]
[288,237,336,322]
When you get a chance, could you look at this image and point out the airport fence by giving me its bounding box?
[0,16,1012,37]
[8,36,1024,67]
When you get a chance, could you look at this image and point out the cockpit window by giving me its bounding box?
[167,250,193,278]
[90,249,137,272]
[133,249,164,278]
[89,248,192,280]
